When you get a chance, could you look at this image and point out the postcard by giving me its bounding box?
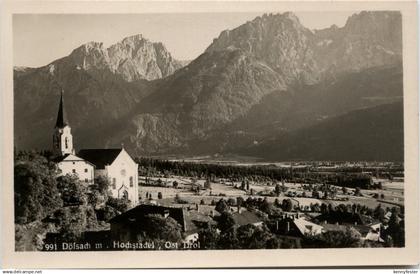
[1,0,419,268]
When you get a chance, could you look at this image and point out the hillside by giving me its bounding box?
[240,102,404,162]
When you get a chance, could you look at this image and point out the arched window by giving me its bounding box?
[129,176,133,187]
[65,137,68,149]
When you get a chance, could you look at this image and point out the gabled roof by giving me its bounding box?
[56,154,96,167]
[293,218,324,236]
[55,90,69,128]
[78,149,122,169]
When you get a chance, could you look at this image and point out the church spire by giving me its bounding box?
[55,89,69,128]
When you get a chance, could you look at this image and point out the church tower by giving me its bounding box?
[53,90,75,156]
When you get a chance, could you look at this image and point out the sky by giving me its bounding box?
[13,11,358,68]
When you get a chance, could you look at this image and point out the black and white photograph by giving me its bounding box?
[2,0,419,269]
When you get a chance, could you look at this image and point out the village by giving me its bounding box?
[13,91,405,251]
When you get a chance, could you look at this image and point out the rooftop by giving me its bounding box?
[78,148,123,169]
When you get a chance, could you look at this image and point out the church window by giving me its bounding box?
[72,169,76,173]
[84,168,88,173]
[129,176,133,187]
[112,182,116,189]
[65,137,68,149]
[73,162,75,165]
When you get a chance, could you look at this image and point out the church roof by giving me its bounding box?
[77,148,123,169]
[55,90,69,128]
[52,153,95,167]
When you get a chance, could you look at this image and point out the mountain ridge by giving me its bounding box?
[14,11,404,161]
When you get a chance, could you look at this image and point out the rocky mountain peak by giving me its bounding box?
[63,34,184,81]
[206,12,318,85]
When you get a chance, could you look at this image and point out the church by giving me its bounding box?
[52,91,139,205]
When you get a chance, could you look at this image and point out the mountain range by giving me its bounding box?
[14,11,404,161]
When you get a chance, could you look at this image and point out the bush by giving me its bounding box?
[215,199,229,213]
[96,205,118,222]
[137,214,183,242]
[227,198,236,206]
[106,197,131,213]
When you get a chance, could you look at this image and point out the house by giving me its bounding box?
[78,148,139,205]
[273,214,323,237]
[51,90,138,205]
[109,204,214,245]
[53,154,95,183]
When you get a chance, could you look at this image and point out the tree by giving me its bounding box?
[274,184,281,196]
[218,227,239,249]
[246,181,250,191]
[88,176,110,208]
[217,211,236,232]
[138,214,183,242]
[303,227,362,248]
[236,224,257,248]
[237,224,274,249]
[106,197,130,213]
[282,199,293,212]
[57,174,88,206]
[374,204,385,221]
[241,181,246,190]
[312,190,320,199]
[204,180,212,190]
[198,225,219,249]
[386,212,404,247]
[259,198,272,214]
[236,197,245,208]
[14,153,62,224]
[215,199,229,214]
[227,198,236,206]
[94,175,110,196]
[96,205,119,222]
[54,205,98,242]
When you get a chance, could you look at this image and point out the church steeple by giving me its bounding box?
[55,90,68,128]
[53,90,74,156]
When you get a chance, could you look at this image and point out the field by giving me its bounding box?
[137,175,404,210]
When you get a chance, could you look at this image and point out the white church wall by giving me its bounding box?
[106,150,139,206]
